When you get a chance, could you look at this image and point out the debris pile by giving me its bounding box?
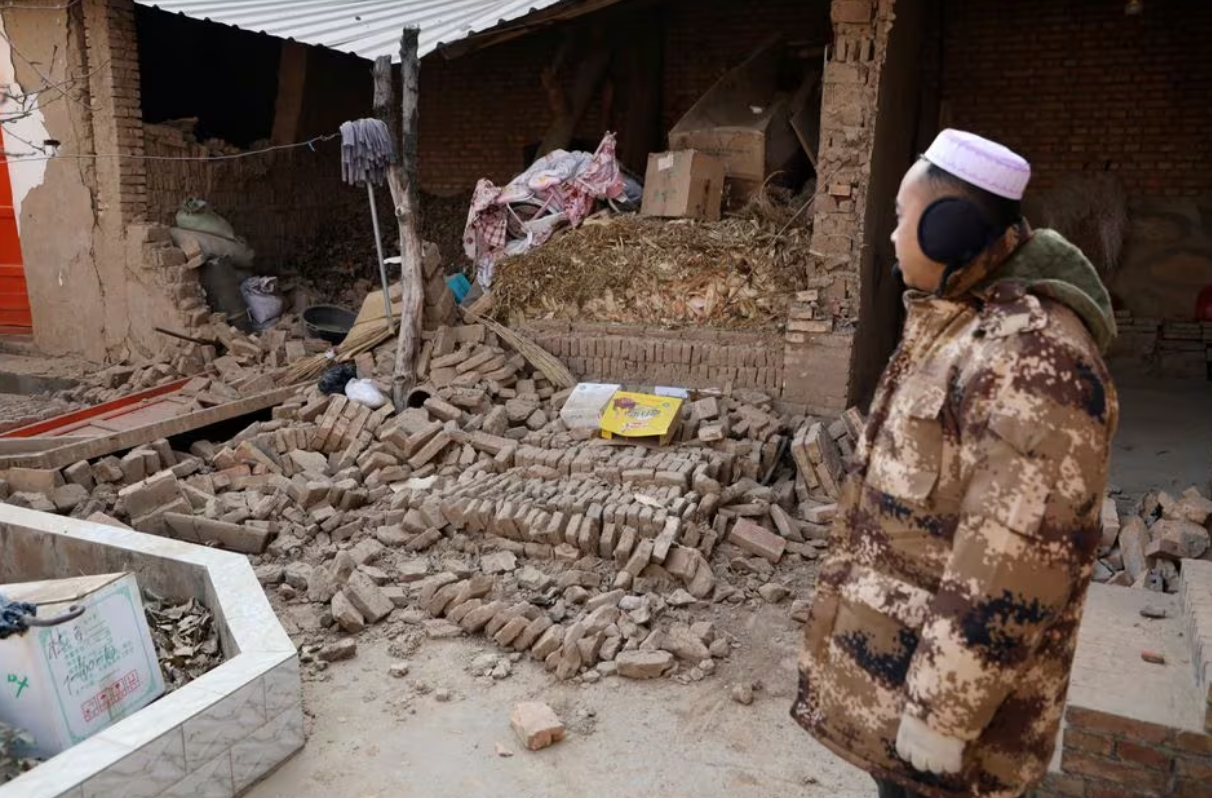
[144,593,221,692]
[1,316,856,685]
[51,313,323,408]
[1096,487,1212,591]
[491,188,815,331]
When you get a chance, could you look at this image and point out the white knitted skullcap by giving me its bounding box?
[922,129,1031,200]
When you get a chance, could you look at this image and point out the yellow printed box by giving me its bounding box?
[598,391,683,445]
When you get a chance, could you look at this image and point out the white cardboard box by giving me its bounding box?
[559,383,622,430]
[0,573,166,758]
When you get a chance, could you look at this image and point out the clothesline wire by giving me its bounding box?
[0,132,343,163]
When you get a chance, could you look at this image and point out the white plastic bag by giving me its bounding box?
[345,378,387,409]
[240,276,284,331]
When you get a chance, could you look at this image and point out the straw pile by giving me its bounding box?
[491,187,814,331]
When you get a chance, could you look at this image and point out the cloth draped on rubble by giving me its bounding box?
[340,118,396,186]
[463,132,625,287]
[0,591,36,640]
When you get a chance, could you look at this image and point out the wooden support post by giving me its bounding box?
[388,29,425,409]
[271,42,308,145]
[537,28,611,158]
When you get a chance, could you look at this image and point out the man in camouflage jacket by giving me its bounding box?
[792,130,1118,798]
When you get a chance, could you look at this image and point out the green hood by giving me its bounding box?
[983,228,1118,353]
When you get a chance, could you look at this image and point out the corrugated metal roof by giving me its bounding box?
[133,0,574,61]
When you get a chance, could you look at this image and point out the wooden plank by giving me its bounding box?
[1,378,191,438]
[0,386,300,471]
[0,437,93,455]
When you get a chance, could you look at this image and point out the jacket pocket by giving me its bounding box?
[802,560,849,662]
[866,387,946,505]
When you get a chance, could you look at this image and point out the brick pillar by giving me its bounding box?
[782,0,895,414]
[82,0,146,226]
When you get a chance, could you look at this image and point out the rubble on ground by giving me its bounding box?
[1096,486,1212,592]
[3,314,857,685]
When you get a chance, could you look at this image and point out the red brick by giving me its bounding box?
[1037,772,1086,797]
[1066,708,1172,745]
[831,0,872,24]
[1061,752,1168,794]
[1113,741,1171,771]
[1174,778,1212,798]
[1065,730,1114,757]
[1085,785,1147,798]
[1172,730,1212,756]
[1174,754,1212,780]
[728,518,787,563]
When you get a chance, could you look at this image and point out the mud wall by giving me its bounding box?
[2,0,195,362]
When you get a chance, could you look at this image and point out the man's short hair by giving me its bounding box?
[923,162,1024,231]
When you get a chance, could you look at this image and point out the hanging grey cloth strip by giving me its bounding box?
[340,118,397,186]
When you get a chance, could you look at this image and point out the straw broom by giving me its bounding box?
[278,318,397,385]
[460,307,576,390]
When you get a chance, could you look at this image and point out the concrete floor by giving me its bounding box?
[1108,373,1212,502]
[246,606,872,798]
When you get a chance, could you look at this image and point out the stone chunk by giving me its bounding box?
[1147,519,1210,561]
[663,623,710,661]
[510,702,565,751]
[616,650,674,679]
[729,518,786,563]
[118,470,184,519]
[6,467,61,495]
[52,484,90,513]
[759,583,790,603]
[481,550,518,574]
[318,639,357,662]
[63,461,95,491]
[331,592,365,633]
[1119,516,1150,581]
[1099,496,1120,552]
[344,572,395,623]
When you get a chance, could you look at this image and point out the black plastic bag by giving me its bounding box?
[318,363,357,396]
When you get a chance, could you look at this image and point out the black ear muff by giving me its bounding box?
[917,197,999,265]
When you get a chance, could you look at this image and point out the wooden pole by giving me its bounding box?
[379,30,425,409]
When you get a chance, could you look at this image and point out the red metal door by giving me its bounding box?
[0,153,31,332]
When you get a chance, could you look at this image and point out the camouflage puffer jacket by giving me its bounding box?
[792,227,1119,798]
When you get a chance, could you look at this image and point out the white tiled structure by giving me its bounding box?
[0,506,302,798]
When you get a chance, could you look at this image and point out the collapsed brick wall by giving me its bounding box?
[417,0,831,195]
[142,124,374,268]
[939,0,1212,198]
[518,322,785,395]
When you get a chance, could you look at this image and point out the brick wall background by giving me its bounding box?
[418,0,831,195]
[939,0,1212,198]
[142,124,372,269]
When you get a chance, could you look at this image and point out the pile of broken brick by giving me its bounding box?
[51,313,321,408]
[1097,487,1212,592]
[2,319,859,684]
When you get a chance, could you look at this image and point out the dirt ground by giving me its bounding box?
[1108,374,1212,503]
[246,603,873,798]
